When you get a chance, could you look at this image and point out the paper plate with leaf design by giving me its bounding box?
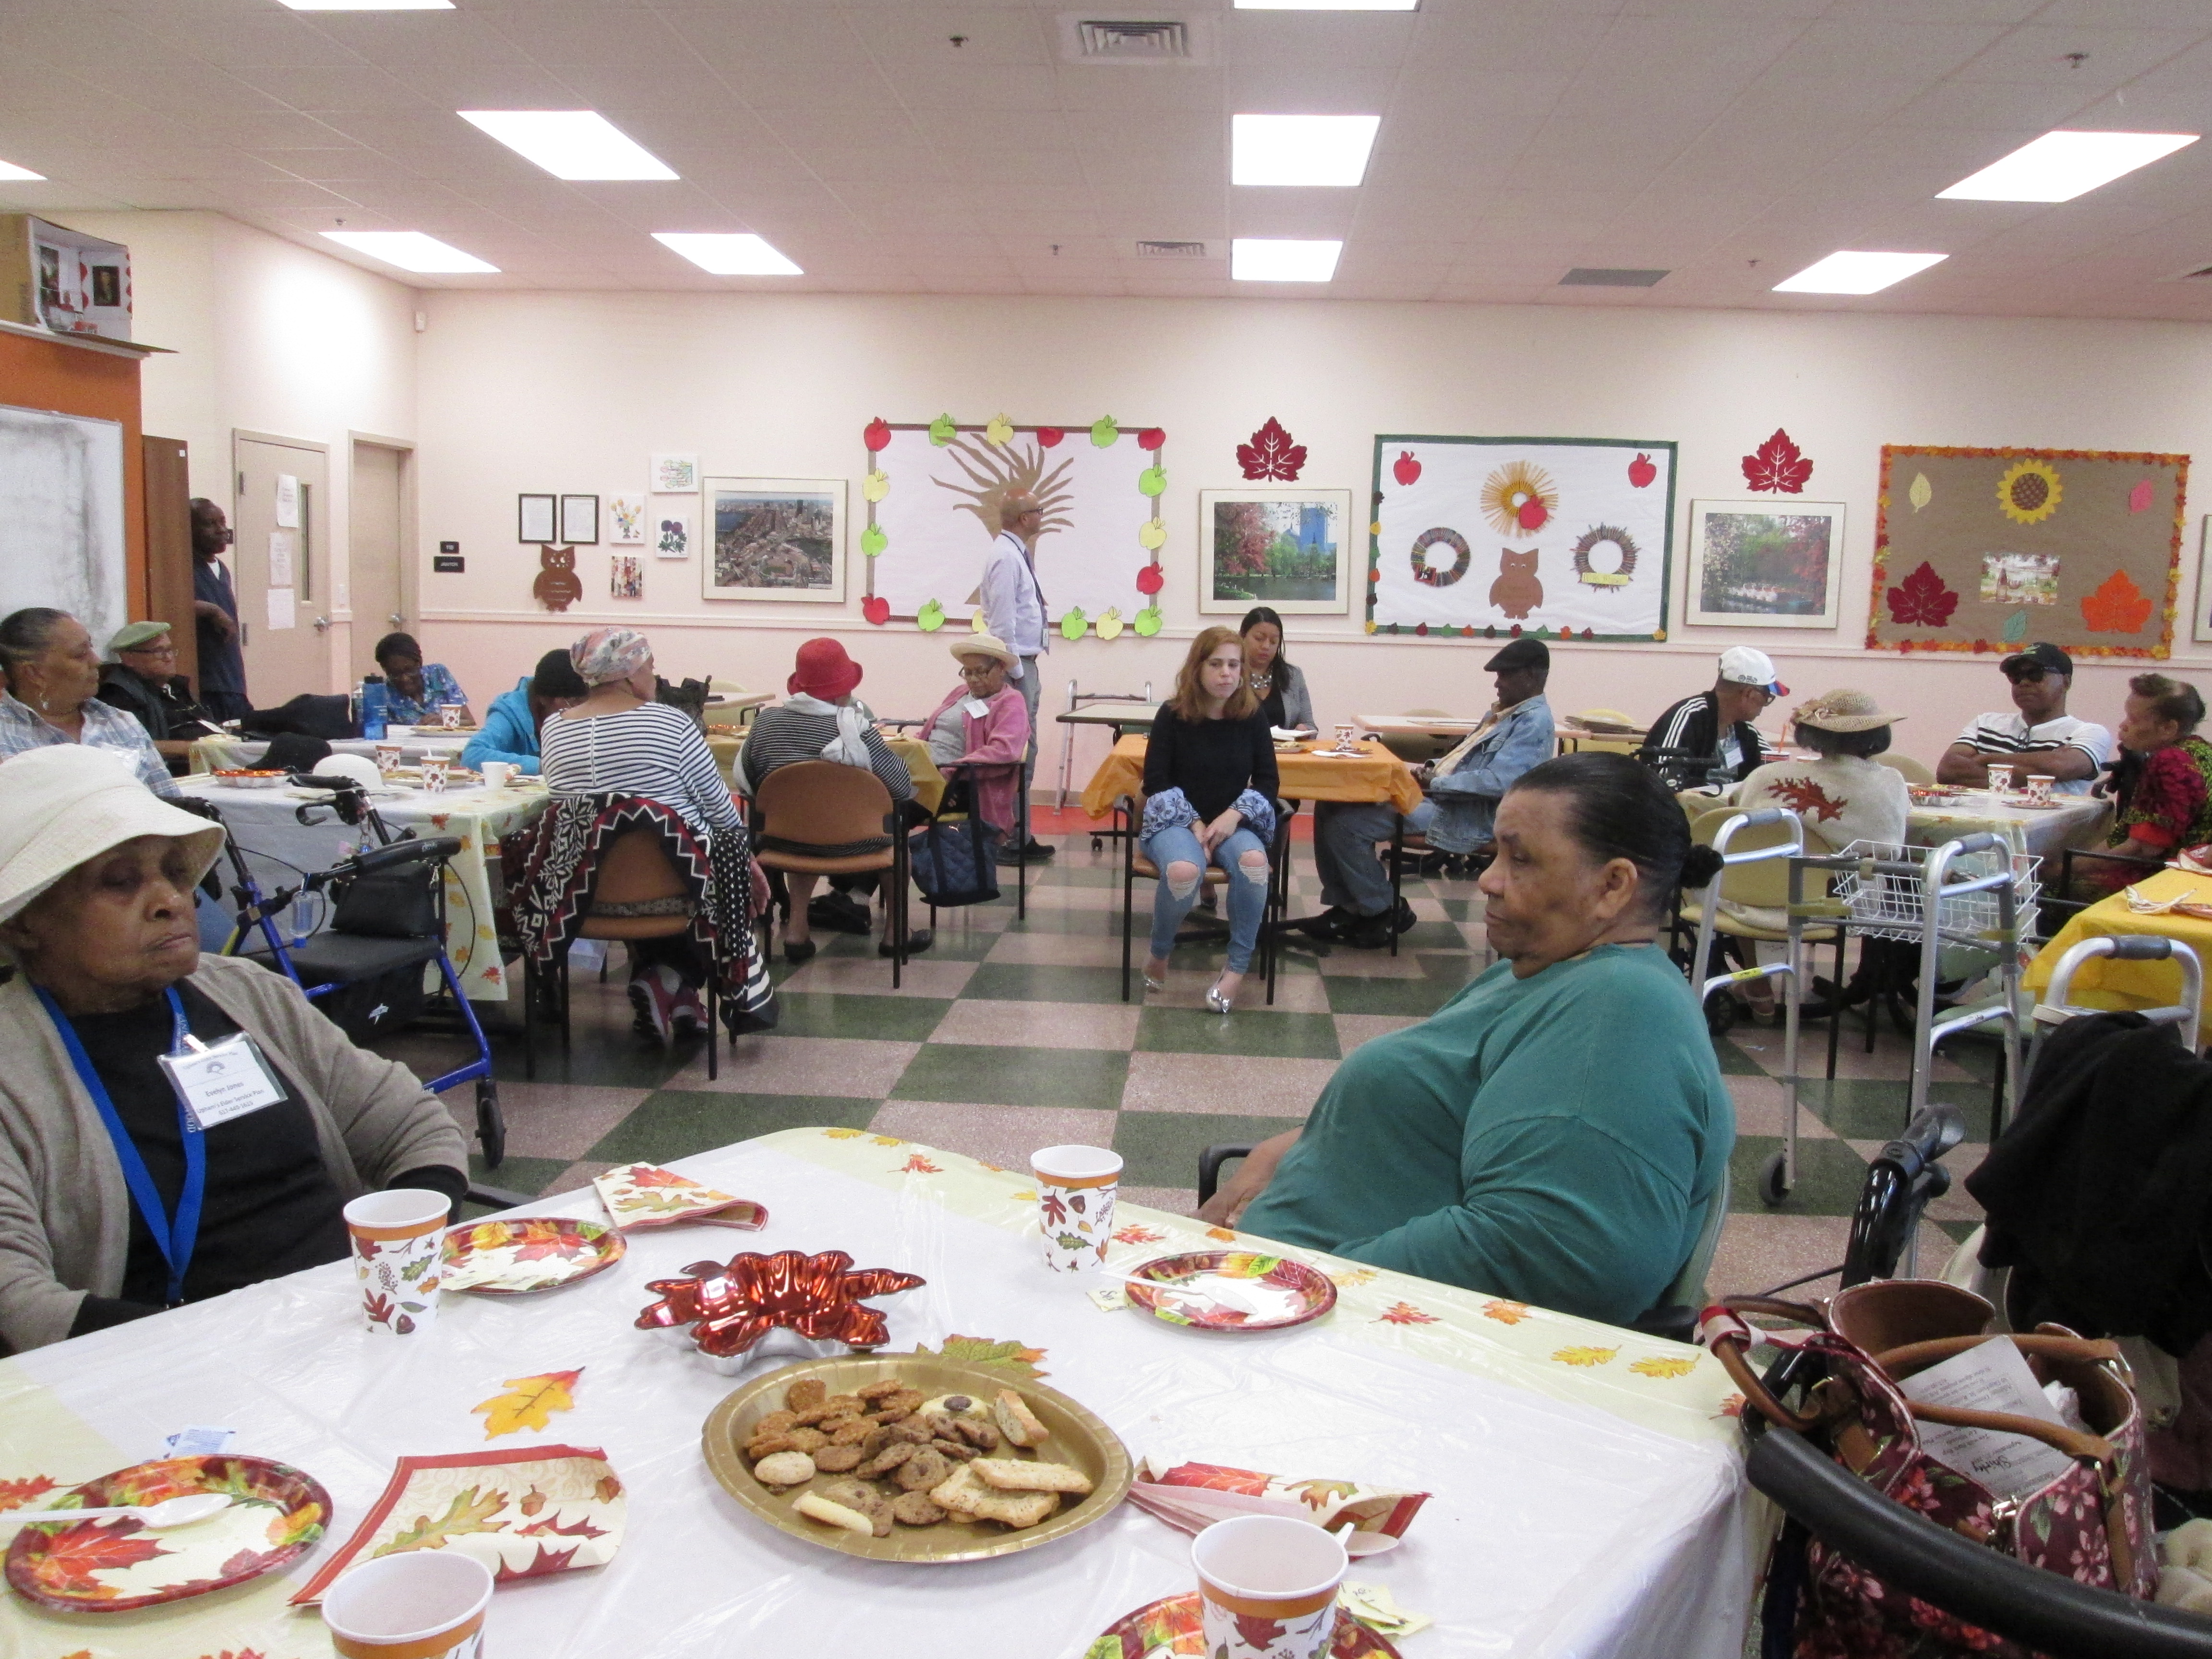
[1124,1251,1337,1333]
[1087,1593,1398,1659]
[440,1215,626,1295]
[3,1455,329,1612]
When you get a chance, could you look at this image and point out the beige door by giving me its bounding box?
[349,440,408,682]
[232,433,331,700]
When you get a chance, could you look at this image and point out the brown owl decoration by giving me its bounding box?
[533,543,583,612]
[1489,547,1542,620]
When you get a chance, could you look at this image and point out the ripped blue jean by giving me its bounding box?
[1141,823,1270,973]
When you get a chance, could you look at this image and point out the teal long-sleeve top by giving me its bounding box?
[1238,942,1732,1326]
[459,680,540,772]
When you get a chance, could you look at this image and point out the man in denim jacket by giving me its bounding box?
[1308,638,1554,949]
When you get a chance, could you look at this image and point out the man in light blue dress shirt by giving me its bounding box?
[978,490,1053,862]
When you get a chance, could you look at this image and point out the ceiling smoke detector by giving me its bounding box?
[1136,240,1207,257]
[1078,19,1189,57]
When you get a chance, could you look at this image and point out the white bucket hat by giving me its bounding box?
[0,747,226,926]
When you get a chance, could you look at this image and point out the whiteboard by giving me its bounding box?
[0,402,126,648]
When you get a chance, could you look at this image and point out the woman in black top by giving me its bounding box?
[1140,626,1279,1013]
[1240,606,1315,735]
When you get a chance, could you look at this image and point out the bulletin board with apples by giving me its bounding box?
[1367,436,1677,642]
[857,416,1166,638]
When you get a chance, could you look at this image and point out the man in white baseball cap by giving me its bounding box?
[1646,647,1788,787]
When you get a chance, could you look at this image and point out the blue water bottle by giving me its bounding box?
[360,673,389,740]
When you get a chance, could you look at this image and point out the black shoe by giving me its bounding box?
[1298,905,1357,940]
[880,929,933,958]
[782,938,817,967]
[807,893,873,935]
[996,839,1055,864]
[1390,897,1418,935]
[1346,913,1395,950]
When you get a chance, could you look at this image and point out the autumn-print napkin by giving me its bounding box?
[592,1162,769,1231]
[1129,1458,1429,1556]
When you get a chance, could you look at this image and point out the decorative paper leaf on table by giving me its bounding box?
[1376,1301,1438,1325]
[863,418,892,452]
[473,1370,584,1440]
[2002,608,2029,644]
[1629,1355,1699,1379]
[1551,1345,1618,1368]
[1909,471,1932,512]
[862,470,888,503]
[1133,606,1163,636]
[913,1334,1049,1380]
[1481,1298,1530,1323]
[0,1474,57,1511]
[24,1521,172,1596]
[1061,607,1089,640]
[1091,415,1119,447]
[1236,417,1307,482]
[377,1486,511,1555]
[1741,428,1812,494]
[916,599,946,632]
[928,413,957,446]
[2130,478,2156,513]
[1138,519,1166,551]
[1885,561,1960,628]
[985,413,1014,445]
[2081,567,2152,633]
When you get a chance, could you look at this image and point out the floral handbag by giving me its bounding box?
[1705,1281,2156,1659]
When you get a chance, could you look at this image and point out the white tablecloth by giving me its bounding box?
[1904,790,2109,860]
[192,733,474,772]
[0,1131,1756,1659]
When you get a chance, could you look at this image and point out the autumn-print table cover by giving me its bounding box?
[0,1128,1756,1659]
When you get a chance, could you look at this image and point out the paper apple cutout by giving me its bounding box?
[1090,416,1118,447]
[1138,465,1166,497]
[1133,606,1163,636]
[1627,452,1657,489]
[860,524,887,557]
[928,413,956,446]
[1515,498,1549,531]
[1136,564,1164,595]
[1036,427,1065,448]
[863,418,891,452]
[916,599,945,632]
[1138,520,1166,550]
[1059,606,1089,640]
[862,596,890,625]
[985,413,1014,445]
[971,610,986,632]
[1138,428,1165,451]
[1097,606,1124,640]
[1393,450,1421,487]
[863,471,888,503]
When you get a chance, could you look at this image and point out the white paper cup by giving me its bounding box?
[1193,1515,1348,1659]
[1031,1144,1120,1274]
[2024,774,2054,804]
[1986,764,2014,795]
[343,1189,450,1335]
[324,1550,492,1659]
[480,760,516,790]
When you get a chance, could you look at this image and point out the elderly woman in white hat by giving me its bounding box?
[0,747,467,1352]
[917,633,1032,843]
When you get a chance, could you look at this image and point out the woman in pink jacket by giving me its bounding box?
[918,635,1031,837]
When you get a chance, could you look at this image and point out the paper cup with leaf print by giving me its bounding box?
[344,1189,450,1335]
[2024,774,2055,804]
[1031,1144,1120,1274]
[323,1550,492,1659]
[1192,1515,1349,1659]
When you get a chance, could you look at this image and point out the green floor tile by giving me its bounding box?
[1136,1007,1341,1058]
[765,993,952,1041]
[1029,865,1120,889]
[1437,897,1473,922]
[463,1154,568,1203]
[586,1091,878,1164]
[1710,1037,1768,1076]
[1396,921,1468,952]
[1800,1076,1999,1140]
[1727,1134,1870,1218]
[1114,1109,1294,1190]
[963,963,1136,1003]
[485,1028,697,1089]
[1322,974,1466,1017]
[890,1044,1129,1109]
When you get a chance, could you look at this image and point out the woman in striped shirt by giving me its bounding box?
[541,628,738,1039]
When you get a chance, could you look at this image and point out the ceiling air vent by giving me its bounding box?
[1137,240,1206,258]
[1559,267,1669,288]
[1077,19,1190,58]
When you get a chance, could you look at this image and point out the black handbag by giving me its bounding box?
[331,864,442,938]
[907,812,1001,907]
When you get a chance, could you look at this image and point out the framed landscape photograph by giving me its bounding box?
[702,477,845,602]
[1686,498,1846,628]
[1200,488,1353,615]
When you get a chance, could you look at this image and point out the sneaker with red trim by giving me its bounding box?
[670,979,708,1040]
[627,968,676,1042]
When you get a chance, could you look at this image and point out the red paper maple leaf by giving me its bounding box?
[25,1520,171,1595]
[1771,777,1846,824]
[2081,567,2152,634]
[1741,428,1813,494]
[517,1513,609,1539]
[1885,561,1959,628]
[0,1475,57,1512]
[1236,417,1307,482]
[1377,1300,1440,1325]
[1156,1461,1272,1496]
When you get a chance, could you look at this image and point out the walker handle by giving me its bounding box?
[2104,937,2179,961]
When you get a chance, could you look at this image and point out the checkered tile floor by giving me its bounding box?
[376,811,2001,1305]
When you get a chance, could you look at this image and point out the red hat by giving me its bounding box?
[789,637,863,701]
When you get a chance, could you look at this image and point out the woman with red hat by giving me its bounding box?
[737,638,923,965]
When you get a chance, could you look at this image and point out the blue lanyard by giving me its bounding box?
[37,986,202,1309]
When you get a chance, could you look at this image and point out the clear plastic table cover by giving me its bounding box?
[0,1129,1756,1659]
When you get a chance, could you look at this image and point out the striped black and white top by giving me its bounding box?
[540,703,739,833]
[737,702,915,857]
[1950,711,2111,795]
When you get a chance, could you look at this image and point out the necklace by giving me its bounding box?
[1249,671,1273,694]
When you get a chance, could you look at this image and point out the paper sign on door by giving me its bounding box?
[276,473,300,529]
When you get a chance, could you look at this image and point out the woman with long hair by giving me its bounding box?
[1238,605,1314,734]
[1138,627,1279,1012]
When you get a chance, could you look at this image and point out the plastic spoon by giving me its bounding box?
[0,1493,233,1531]
[1100,1268,1267,1317]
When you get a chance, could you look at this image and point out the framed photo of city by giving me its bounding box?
[701,478,846,603]
[1199,488,1353,615]
[1685,499,1847,629]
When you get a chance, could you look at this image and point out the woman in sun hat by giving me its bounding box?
[915,633,1030,838]
[0,745,467,1351]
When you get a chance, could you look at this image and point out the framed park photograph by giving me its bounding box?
[702,477,846,602]
[2193,517,2212,643]
[559,493,600,545]
[517,492,557,544]
[1199,488,1353,615]
[1685,498,1847,628]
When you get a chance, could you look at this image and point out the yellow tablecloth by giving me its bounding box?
[1081,733,1424,818]
[2025,866,2212,1028]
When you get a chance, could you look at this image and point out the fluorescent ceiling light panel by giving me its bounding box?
[321,230,498,274]
[1772,251,1946,295]
[1231,114,1380,187]
[457,110,677,180]
[653,233,802,276]
[1938,130,2197,203]
[276,0,452,9]
[1232,238,1342,281]
[0,159,45,181]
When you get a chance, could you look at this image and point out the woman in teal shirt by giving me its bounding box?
[1223,753,1734,1327]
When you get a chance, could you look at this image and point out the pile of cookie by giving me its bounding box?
[742,1373,1094,1538]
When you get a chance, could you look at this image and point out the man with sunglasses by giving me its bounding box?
[1937,641,2110,794]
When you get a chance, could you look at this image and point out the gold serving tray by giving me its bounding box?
[701,1355,1131,1563]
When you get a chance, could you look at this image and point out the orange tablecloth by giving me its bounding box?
[1081,733,1426,818]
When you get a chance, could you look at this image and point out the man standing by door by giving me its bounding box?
[189,498,250,721]
[978,489,1054,863]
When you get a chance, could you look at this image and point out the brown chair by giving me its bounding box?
[519,827,718,1079]
[1118,793,1290,1005]
[752,761,914,987]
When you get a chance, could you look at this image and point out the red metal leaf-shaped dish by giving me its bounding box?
[1093,1593,1398,1658]
[637,1249,925,1358]
[5,1455,329,1612]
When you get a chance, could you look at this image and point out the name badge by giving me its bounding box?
[961,697,991,719]
[158,1034,286,1130]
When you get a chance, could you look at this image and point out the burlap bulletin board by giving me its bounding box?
[1867,445,2189,660]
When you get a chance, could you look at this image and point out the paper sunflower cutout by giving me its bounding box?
[1480,461,1558,539]
[1997,458,2061,526]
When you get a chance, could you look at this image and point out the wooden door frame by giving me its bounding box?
[346,431,417,653]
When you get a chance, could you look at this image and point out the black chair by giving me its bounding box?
[2044,843,2165,932]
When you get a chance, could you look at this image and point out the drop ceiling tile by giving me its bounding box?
[1052,65,1226,115]
[854,8,1051,67]
[1951,24,2207,88]
[1223,63,1404,112]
